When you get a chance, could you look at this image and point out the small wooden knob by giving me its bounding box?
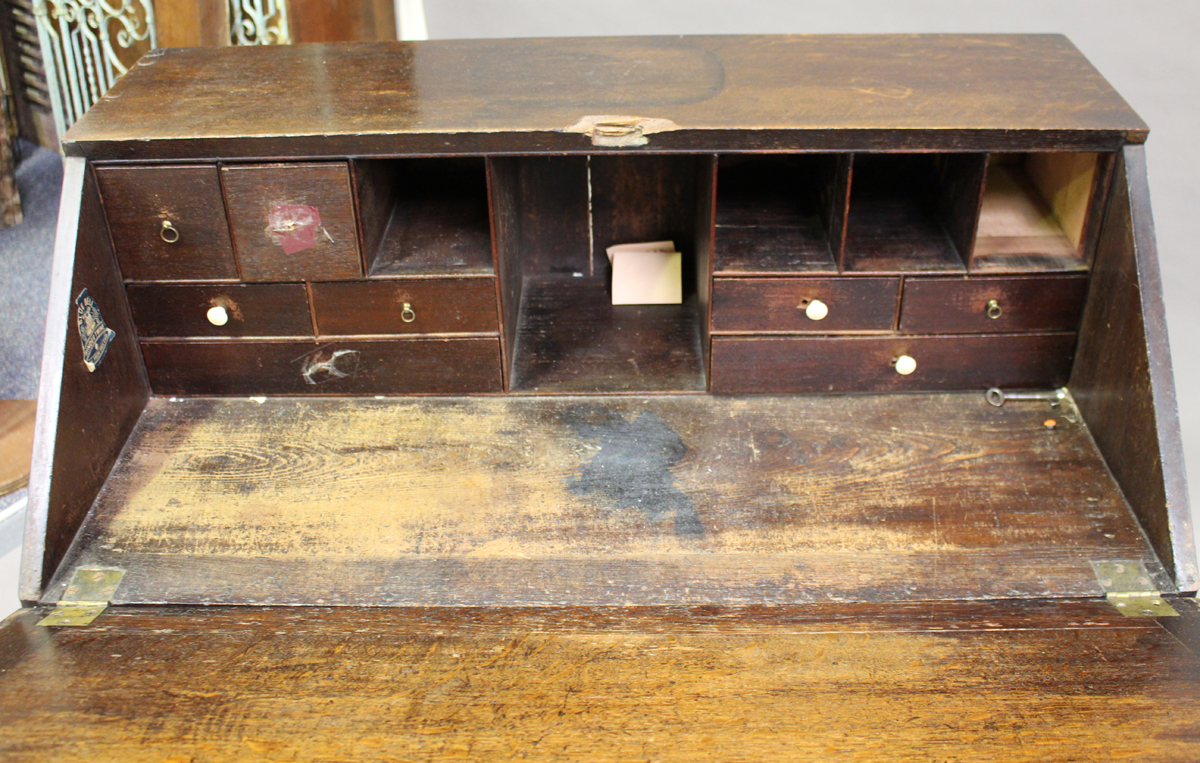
[894,355,917,375]
[804,299,829,321]
[206,306,229,326]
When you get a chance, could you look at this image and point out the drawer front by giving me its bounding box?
[127,283,313,338]
[899,275,1089,334]
[711,277,900,333]
[96,165,237,281]
[711,334,1076,393]
[221,163,361,282]
[141,338,503,395]
[311,278,498,335]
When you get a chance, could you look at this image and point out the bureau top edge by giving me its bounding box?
[63,34,1147,160]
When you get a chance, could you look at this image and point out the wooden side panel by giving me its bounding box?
[2,601,1199,761]
[21,158,150,602]
[694,155,715,380]
[1071,145,1197,592]
[937,152,989,265]
[351,158,398,273]
[487,156,523,387]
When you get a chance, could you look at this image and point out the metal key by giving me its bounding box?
[985,387,1067,407]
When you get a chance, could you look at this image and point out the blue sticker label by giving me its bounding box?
[76,288,115,373]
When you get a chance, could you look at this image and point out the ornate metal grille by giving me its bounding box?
[31,0,154,138]
[229,0,290,46]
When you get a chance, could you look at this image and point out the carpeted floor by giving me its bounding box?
[0,140,63,401]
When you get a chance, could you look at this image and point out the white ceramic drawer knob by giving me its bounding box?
[804,299,829,321]
[894,355,917,375]
[206,306,229,326]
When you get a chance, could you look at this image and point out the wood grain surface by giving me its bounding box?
[1,599,1198,762]
[710,333,1077,393]
[95,165,238,281]
[65,35,1146,160]
[311,278,498,335]
[44,392,1165,606]
[898,275,1089,334]
[1072,146,1198,592]
[221,162,361,282]
[711,277,900,333]
[140,338,504,396]
[125,282,314,338]
[509,277,706,392]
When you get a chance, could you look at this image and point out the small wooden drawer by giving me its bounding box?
[311,278,498,336]
[711,277,900,333]
[95,165,237,281]
[899,275,1089,334]
[126,283,313,338]
[141,338,504,395]
[711,333,1076,393]
[221,162,361,282]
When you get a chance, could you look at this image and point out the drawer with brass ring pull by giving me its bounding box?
[310,278,499,336]
[899,275,1088,334]
[95,164,238,281]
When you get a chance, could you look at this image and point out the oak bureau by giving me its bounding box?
[3,35,1199,761]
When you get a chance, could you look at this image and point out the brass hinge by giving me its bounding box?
[1091,561,1178,617]
[37,568,125,627]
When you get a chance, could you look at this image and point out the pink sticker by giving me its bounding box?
[267,203,322,255]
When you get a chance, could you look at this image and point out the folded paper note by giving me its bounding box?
[607,241,682,305]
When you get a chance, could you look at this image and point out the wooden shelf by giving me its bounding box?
[510,276,706,393]
[357,158,494,277]
[843,154,979,273]
[971,153,1097,273]
[713,155,838,276]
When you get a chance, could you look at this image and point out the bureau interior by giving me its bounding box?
[37,145,1182,607]
[489,154,712,393]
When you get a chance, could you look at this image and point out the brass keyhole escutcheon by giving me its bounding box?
[401,303,416,323]
[986,299,1002,319]
[160,220,179,243]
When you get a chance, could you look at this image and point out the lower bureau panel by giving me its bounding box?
[141,338,503,395]
[711,333,1076,393]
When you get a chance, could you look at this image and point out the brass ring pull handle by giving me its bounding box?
[160,220,179,243]
[401,303,416,323]
[986,299,1002,319]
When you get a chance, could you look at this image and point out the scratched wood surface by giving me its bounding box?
[1,599,1198,762]
[64,35,1146,160]
[45,392,1166,606]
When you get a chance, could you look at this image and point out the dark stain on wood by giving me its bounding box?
[563,404,702,537]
